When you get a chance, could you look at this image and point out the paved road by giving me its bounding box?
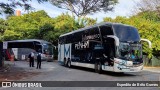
[1,61,160,90]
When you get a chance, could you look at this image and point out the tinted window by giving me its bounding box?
[82,29,89,42]
[59,36,66,44]
[89,27,99,35]
[43,44,53,55]
[66,35,73,43]
[100,25,113,37]
[74,31,82,42]
[113,25,140,42]
[59,37,62,44]
[88,27,101,41]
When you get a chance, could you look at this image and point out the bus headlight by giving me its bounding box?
[126,61,133,66]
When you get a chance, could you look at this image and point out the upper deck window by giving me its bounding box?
[113,25,140,42]
[99,25,113,37]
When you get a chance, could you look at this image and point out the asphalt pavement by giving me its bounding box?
[0,61,159,90]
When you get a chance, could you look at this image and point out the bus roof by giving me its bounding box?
[60,22,133,37]
[4,39,53,50]
[6,39,51,44]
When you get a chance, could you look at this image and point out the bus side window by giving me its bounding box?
[99,25,113,36]
[99,26,114,43]
[61,36,66,44]
[89,27,100,41]
[59,37,62,44]
[74,32,82,42]
[71,34,75,43]
[66,36,68,44]
[74,33,78,42]
[82,29,89,42]
[60,37,65,44]
[68,35,73,43]
[89,27,99,35]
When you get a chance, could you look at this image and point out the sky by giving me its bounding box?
[0,0,141,22]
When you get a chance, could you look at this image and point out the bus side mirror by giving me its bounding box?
[107,35,119,46]
[141,39,152,48]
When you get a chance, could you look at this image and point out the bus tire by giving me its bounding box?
[64,58,67,67]
[97,62,102,74]
[95,62,98,73]
[67,58,71,68]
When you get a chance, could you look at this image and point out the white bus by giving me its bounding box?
[6,39,54,61]
[58,22,151,73]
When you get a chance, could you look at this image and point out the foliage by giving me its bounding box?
[0,18,7,34]
[0,18,7,41]
[3,10,52,40]
[135,11,160,22]
[50,0,118,17]
[2,30,22,41]
[47,13,96,44]
[1,10,96,45]
[78,17,97,27]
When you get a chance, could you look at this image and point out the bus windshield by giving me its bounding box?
[113,25,140,42]
[119,43,142,60]
[43,44,53,55]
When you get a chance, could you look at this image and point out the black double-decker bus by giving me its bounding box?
[58,22,151,73]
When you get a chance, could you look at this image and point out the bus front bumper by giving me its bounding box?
[102,64,143,72]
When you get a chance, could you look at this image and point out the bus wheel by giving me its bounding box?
[95,62,98,73]
[64,58,67,67]
[97,62,102,74]
[67,59,71,68]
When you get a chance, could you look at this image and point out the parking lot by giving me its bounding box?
[0,61,159,90]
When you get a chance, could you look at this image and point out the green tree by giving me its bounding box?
[49,13,79,44]
[0,18,7,41]
[2,30,22,41]
[3,10,97,44]
[135,11,160,22]
[44,13,97,45]
[78,17,97,27]
[4,10,52,40]
[0,18,7,34]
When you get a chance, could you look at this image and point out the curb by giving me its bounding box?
[143,67,160,73]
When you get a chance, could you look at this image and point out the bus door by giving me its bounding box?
[102,38,116,66]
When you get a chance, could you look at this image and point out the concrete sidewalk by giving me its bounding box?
[143,67,160,73]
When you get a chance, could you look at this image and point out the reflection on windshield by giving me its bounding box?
[119,43,142,60]
[119,43,130,59]
[43,44,53,55]
[113,25,140,42]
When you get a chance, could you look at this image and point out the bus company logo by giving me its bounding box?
[64,45,70,57]
[2,82,11,87]
[75,41,89,49]
[82,34,100,41]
